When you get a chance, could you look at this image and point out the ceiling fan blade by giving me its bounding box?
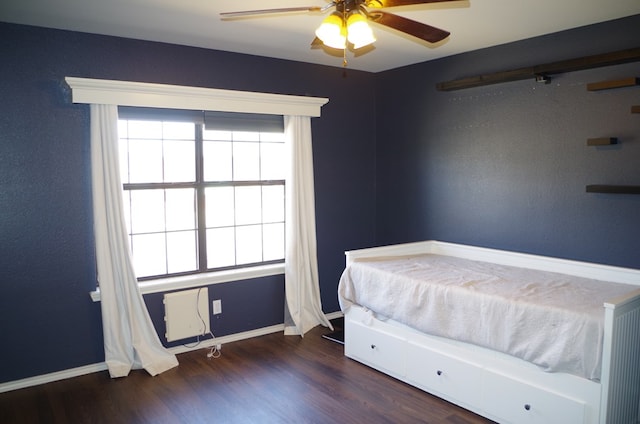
[364,0,458,8]
[368,11,450,43]
[220,6,323,19]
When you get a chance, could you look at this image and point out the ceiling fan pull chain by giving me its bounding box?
[342,10,348,67]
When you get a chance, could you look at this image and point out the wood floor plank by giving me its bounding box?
[0,324,495,423]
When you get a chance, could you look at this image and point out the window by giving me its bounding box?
[118,108,286,280]
[66,77,327,300]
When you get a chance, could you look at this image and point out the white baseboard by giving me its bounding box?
[0,316,342,394]
[167,323,285,355]
[0,362,109,394]
[325,310,344,321]
[169,311,342,355]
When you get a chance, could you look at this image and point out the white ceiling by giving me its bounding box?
[2,0,639,73]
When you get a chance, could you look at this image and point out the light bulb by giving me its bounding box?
[315,12,346,49]
[346,12,376,49]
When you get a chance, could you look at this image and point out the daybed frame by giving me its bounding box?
[342,241,640,424]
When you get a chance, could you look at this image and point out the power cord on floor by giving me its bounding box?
[206,334,222,359]
[181,287,222,359]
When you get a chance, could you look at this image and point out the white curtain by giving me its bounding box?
[284,115,333,336]
[90,104,178,377]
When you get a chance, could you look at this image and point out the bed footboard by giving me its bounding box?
[600,289,640,423]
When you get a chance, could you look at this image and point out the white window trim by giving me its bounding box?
[66,77,328,302]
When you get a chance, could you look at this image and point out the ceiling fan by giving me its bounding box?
[221,0,457,54]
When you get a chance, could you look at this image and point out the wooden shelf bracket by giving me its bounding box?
[586,77,640,91]
[586,185,640,194]
[587,137,618,146]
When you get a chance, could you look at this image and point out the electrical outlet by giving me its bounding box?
[213,299,222,315]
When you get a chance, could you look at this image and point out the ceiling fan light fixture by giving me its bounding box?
[315,12,347,49]
[222,1,455,61]
[346,11,376,49]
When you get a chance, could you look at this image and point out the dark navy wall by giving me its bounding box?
[375,15,640,268]
[0,22,376,383]
[3,14,639,385]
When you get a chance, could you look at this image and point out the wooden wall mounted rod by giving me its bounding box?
[436,47,640,91]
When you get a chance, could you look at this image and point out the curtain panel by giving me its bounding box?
[284,115,333,336]
[90,104,178,377]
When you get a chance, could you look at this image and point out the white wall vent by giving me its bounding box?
[164,288,210,342]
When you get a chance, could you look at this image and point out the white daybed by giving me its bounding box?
[338,241,640,424]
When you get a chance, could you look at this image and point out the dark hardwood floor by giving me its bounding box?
[0,324,494,423]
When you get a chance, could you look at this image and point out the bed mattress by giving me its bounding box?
[338,254,637,380]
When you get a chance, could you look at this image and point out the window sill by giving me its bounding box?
[89,263,285,302]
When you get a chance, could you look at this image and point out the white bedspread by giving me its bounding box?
[338,254,637,380]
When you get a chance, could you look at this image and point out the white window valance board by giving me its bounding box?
[65,77,328,117]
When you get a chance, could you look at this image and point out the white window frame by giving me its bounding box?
[65,77,328,301]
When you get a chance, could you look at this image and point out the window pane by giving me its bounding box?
[128,138,163,183]
[203,141,232,181]
[203,129,232,141]
[167,230,197,273]
[263,223,285,261]
[131,233,166,277]
[262,185,284,223]
[163,121,194,140]
[236,225,262,264]
[130,190,165,233]
[207,227,235,268]
[118,120,128,138]
[233,131,259,142]
[165,189,196,231]
[260,143,286,180]
[260,132,284,143]
[164,139,195,182]
[233,142,260,180]
[205,187,234,227]
[128,120,162,139]
[235,186,261,225]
